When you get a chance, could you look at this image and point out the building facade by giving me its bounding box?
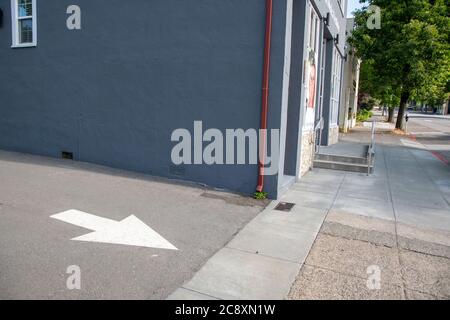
[289,0,347,180]
[0,0,347,199]
[443,99,449,115]
[339,18,361,133]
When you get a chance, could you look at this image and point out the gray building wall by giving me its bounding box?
[0,0,290,198]
[284,0,307,178]
[312,0,347,55]
[321,38,336,144]
[339,18,361,132]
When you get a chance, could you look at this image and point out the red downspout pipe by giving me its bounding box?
[256,0,273,193]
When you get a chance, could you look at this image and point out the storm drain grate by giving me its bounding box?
[274,202,295,212]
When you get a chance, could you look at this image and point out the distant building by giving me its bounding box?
[339,18,361,133]
[443,99,449,115]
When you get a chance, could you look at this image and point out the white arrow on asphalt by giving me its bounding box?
[50,210,178,250]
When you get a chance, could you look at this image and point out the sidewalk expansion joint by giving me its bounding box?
[180,287,223,300]
[224,244,308,265]
[383,146,409,298]
[319,230,396,249]
[303,262,404,290]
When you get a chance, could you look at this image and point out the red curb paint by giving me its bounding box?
[430,151,449,166]
[407,134,448,166]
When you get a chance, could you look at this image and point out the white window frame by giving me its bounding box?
[330,49,342,125]
[11,0,37,48]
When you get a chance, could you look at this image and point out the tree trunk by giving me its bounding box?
[388,107,395,123]
[395,90,410,130]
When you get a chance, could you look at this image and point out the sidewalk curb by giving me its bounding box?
[167,200,326,300]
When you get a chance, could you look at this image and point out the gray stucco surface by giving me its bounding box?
[284,0,306,177]
[0,0,290,198]
[310,0,347,146]
[313,0,347,55]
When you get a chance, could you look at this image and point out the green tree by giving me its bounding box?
[413,74,450,111]
[350,0,450,129]
[380,86,401,122]
[359,59,400,122]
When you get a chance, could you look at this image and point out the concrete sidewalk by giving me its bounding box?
[168,171,338,300]
[289,127,450,300]
[169,122,450,300]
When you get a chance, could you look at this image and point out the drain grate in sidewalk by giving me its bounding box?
[275,202,295,212]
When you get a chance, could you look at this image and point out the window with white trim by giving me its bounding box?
[11,0,37,47]
[330,49,342,125]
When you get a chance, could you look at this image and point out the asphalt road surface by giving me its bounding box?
[407,114,450,165]
[0,151,263,299]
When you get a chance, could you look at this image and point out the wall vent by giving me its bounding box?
[61,151,74,160]
[169,165,185,177]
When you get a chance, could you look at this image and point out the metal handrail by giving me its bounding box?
[311,118,324,170]
[367,121,376,175]
[315,117,324,154]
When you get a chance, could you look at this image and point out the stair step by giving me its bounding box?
[313,159,374,174]
[315,153,368,165]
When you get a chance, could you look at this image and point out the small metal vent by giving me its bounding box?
[169,165,185,177]
[274,202,295,212]
[61,151,73,160]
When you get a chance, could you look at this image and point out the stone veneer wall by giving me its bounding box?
[328,126,339,145]
[300,130,315,177]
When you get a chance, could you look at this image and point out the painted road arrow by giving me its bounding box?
[50,210,178,250]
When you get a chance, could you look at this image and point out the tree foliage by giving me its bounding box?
[349,0,450,128]
[359,59,400,108]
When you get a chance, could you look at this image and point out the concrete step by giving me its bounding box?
[314,153,368,165]
[313,159,373,174]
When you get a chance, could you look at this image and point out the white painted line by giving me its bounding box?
[426,145,450,151]
[51,209,178,250]
[410,132,445,136]
[400,139,426,150]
